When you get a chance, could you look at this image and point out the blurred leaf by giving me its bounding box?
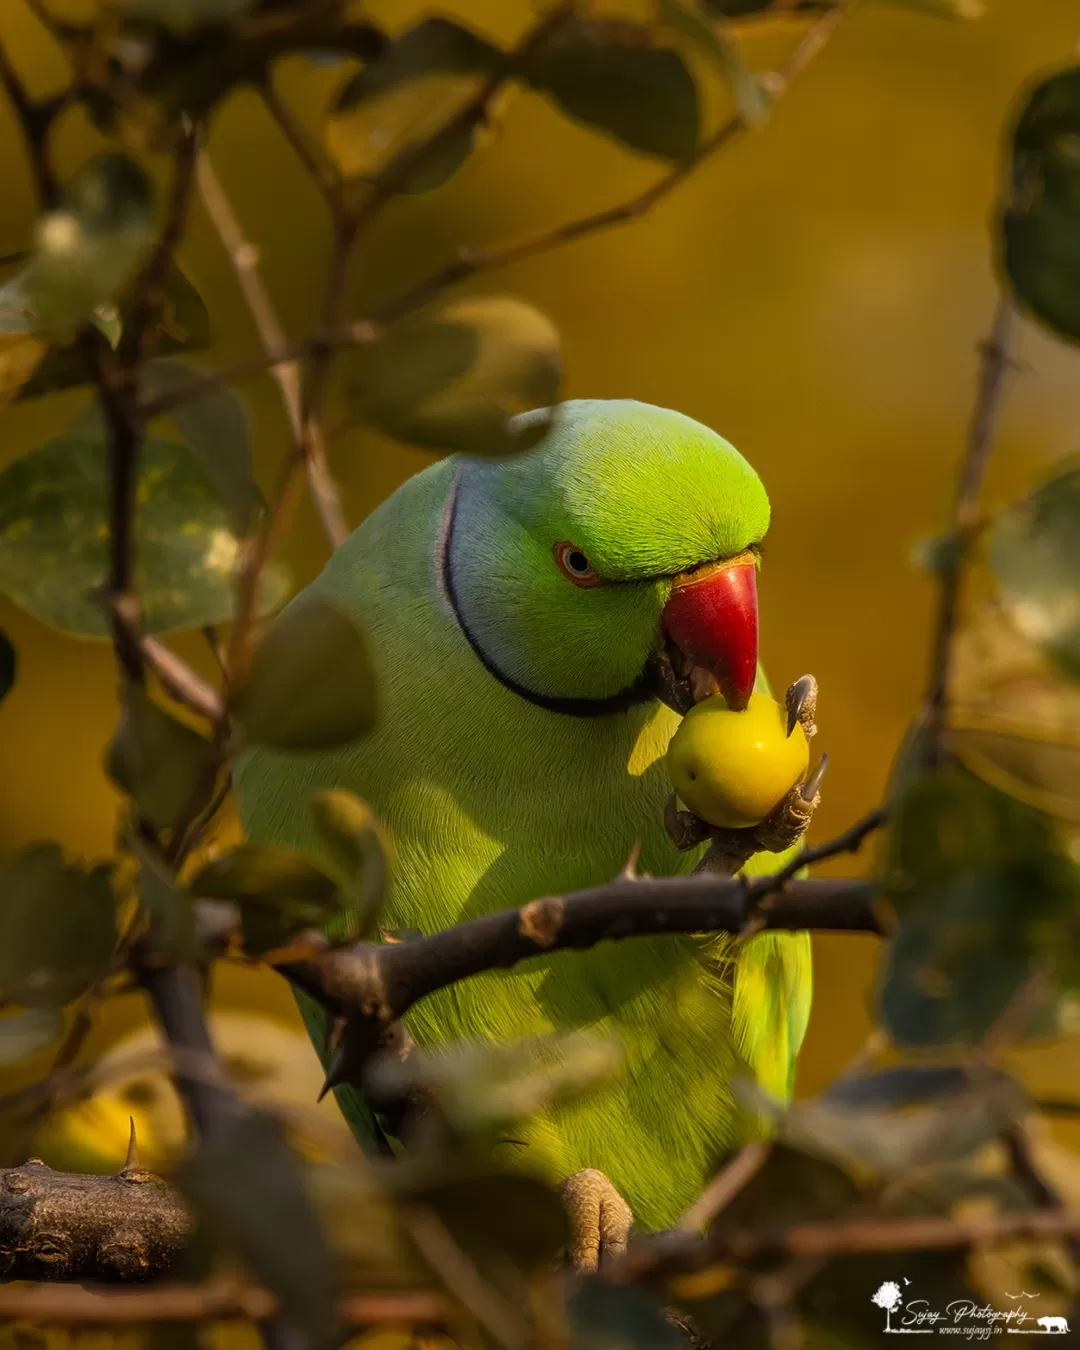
[658,0,770,125]
[0,433,289,637]
[0,846,116,1008]
[232,597,377,752]
[0,1007,63,1064]
[17,261,212,402]
[0,629,14,706]
[306,1162,422,1288]
[311,789,393,941]
[24,155,155,330]
[189,843,340,954]
[0,333,47,402]
[700,0,772,14]
[92,303,123,349]
[823,1063,1009,1110]
[141,359,261,535]
[398,1170,569,1271]
[948,603,1080,821]
[327,18,502,193]
[138,861,199,963]
[1002,68,1080,341]
[106,683,214,831]
[524,18,699,164]
[345,296,561,456]
[742,1071,1027,1181]
[367,1032,622,1137]
[989,459,1080,681]
[567,1281,683,1350]
[878,769,1078,1048]
[128,14,386,135]
[177,1110,339,1350]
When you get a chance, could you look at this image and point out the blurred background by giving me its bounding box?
[0,0,1078,1173]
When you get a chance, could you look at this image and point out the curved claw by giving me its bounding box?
[801,752,829,802]
[786,674,818,738]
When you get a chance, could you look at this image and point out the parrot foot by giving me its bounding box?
[677,675,826,877]
[559,1168,633,1272]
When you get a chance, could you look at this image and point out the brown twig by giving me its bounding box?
[677,1141,772,1233]
[0,1283,448,1327]
[402,1207,530,1350]
[260,80,342,206]
[372,4,846,328]
[141,635,224,721]
[193,147,348,552]
[921,295,1016,766]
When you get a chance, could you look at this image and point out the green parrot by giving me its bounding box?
[234,399,819,1265]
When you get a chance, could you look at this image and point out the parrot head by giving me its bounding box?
[441,399,770,719]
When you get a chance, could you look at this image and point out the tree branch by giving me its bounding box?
[279,875,878,1088]
[0,1152,190,1283]
[921,294,1016,766]
[0,1283,448,1328]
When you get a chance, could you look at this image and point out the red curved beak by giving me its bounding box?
[662,551,758,711]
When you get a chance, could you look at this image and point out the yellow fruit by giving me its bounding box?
[666,691,809,829]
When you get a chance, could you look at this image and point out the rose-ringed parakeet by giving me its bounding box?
[234,399,821,1266]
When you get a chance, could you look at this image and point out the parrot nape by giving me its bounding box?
[234,399,821,1268]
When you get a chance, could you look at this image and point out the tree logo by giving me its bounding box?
[871,1281,933,1334]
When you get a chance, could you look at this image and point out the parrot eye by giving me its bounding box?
[554,541,600,588]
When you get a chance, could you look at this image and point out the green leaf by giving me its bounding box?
[106,683,215,832]
[658,0,770,126]
[188,843,340,955]
[327,18,503,193]
[344,295,561,456]
[177,1110,339,1350]
[0,1008,63,1064]
[877,769,1078,1048]
[310,789,392,941]
[17,261,211,402]
[366,1031,622,1137]
[142,359,261,536]
[948,603,1080,822]
[0,846,117,1008]
[232,597,377,752]
[743,1071,1028,1181]
[92,304,123,349]
[24,155,155,330]
[1002,68,1080,340]
[0,629,14,706]
[138,861,199,963]
[524,18,700,164]
[0,433,290,637]
[989,459,1080,680]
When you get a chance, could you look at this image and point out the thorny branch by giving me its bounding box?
[281,874,879,1094]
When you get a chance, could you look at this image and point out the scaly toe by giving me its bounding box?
[559,1168,633,1272]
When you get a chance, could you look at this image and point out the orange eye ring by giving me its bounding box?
[554,541,600,588]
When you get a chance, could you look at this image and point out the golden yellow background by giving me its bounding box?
[0,0,1078,1154]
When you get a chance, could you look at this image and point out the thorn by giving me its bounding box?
[786,675,816,737]
[619,842,642,881]
[318,1035,350,1102]
[801,752,829,802]
[122,1116,139,1172]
